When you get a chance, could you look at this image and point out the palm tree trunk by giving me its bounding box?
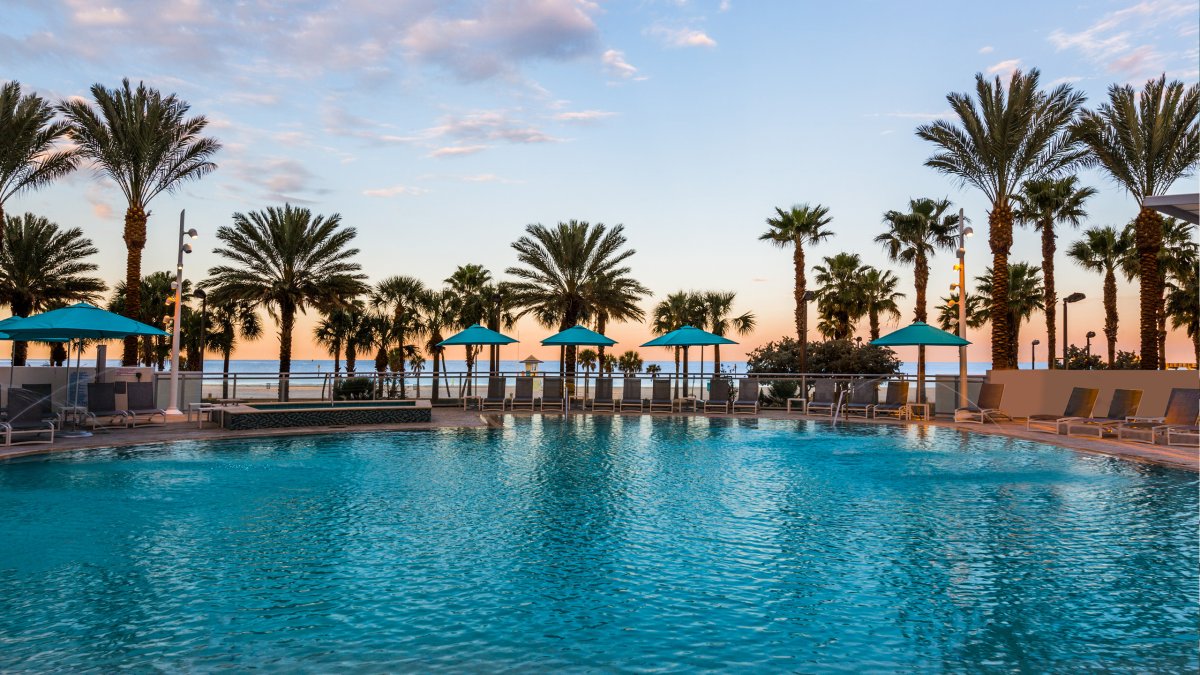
[682,346,690,398]
[596,314,608,363]
[121,205,148,366]
[222,348,232,399]
[1134,206,1162,369]
[673,347,681,398]
[1193,329,1199,370]
[9,298,31,366]
[794,245,807,372]
[343,342,353,374]
[1103,266,1118,364]
[431,347,441,402]
[714,343,722,374]
[988,204,1014,369]
[1041,219,1058,370]
[914,251,928,404]
[278,301,295,402]
[869,309,880,341]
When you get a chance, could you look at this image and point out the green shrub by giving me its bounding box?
[334,377,373,400]
[747,337,901,375]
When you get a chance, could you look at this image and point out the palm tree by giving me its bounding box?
[314,307,357,374]
[204,296,262,399]
[1075,75,1199,369]
[937,290,983,334]
[970,263,1045,364]
[481,282,516,375]
[646,364,662,378]
[917,68,1085,369]
[420,289,460,402]
[859,267,904,341]
[760,203,834,372]
[1066,226,1132,364]
[408,353,426,398]
[506,221,639,375]
[59,79,220,366]
[373,275,427,396]
[0,82,78,251]
[617,350,643,377]
[1119,218,1198,369]
[109,271,185,368]
[699,291,755,373]
[0,213,105,365]
[599,353,618,376]
[651,291,704,397]
[813,253,868,340]
[446,264,492,388]
[206,204,367,401]
[1013,176,1096,369]
[1166,265,1199,367]
[577,348,598,397]
[587,270,648,362]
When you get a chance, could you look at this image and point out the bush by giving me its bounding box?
[762,379,799,406]
[747,337,901,375]
[334,377,373,400]
[1061,345,1104,370]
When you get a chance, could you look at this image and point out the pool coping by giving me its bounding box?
[0,407,1194,472]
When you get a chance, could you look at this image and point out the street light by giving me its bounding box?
[1031,339,1040,370]
[1062,292,1085,370]
[1085,331,1096,367]
[192,288,207,377]
[955,209,973,408]
[167,210,198,415]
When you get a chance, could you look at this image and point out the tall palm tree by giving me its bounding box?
[1165,266,1199,367]
[1013,176,1097,368]
[1075,75,1199,369]
[206,204,367,401]
[617,350,643,376]
[0,82,78,251]
[651,291,704,397]
[876,197,960,384]
[408,353,426,398]
[587,270,649,363]
[1066,226,1132,364]
[420,289,460,401]
[917,68,1085,369]
[699,291,755,373]
[759,203,834,371]
[970,262,1045,364]
[0,213,105,365]
[506,220,639,375]
[373,275,427,394]
[204,296,262,399]
[59,79,220,365]
[813,253,868,340]
[446,264,492,384]
[859,267,904,341]
[481,282,516,375]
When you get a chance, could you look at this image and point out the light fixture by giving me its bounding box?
[963,226,974,237]
[187,228,198,239]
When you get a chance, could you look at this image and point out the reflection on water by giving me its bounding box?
[0,418,1196,671]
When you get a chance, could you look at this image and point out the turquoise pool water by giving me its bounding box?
[1,417,1196,671]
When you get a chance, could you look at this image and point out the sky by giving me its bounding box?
[3,0,1199,366]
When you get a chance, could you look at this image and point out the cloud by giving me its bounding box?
[1050,75,1084,85]
[719,0,732,11]
[429,145,489,158]
[227,156,326,202]
[553,110,617,122]
[986,58,1021,77]
[602,49,640,79]
[428,110,558,144]
[362,185,428,197]
[978,45,994,54]
[402,0,601,80]
[649,26,717,48]
[1048,0,1197,78]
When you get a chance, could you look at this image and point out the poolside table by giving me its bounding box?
[905,402,931,421]
[786,398,807,414]
[187,402,218,428]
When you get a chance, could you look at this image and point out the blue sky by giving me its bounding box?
[3,0,1198,362]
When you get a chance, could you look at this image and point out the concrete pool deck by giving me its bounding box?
[0,407,1195,472]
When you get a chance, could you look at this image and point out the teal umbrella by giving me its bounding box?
[870,322,969,347]
[642,326,737,399]
[640,325,736,347]
[438,324,517,399]
[541,325,616,347]
[438,324,517,347]
[872,322,970,408]
[0,302,168,340]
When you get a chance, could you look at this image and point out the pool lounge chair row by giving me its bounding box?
[475,377,760,414]
[961,383,1197,447]
[801,379,910,419]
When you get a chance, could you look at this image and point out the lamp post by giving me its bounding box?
[1062,292,1085,370]
[167,210,198,415]
[1031,339,1040,370]
[192,288,207,376]
[1085,331,1096,367]
[954,208,973,408]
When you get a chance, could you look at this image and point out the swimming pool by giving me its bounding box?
[1,416,1195,671]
